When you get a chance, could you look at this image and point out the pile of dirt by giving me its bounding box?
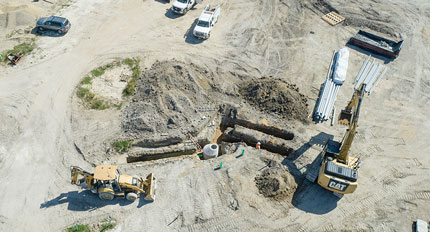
[255,160,297,200]
[122,60,225,139]
[239,77,308,120]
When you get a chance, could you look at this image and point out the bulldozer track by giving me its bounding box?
[401,191,430,201]
[183,216,239,232]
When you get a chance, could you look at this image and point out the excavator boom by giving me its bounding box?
[338,84,366,163]
[315,84,367,195]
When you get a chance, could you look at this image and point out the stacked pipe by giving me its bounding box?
[314,49,348,122]
[354,55,388,94]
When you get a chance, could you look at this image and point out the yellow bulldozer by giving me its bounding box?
[306,84,366,196]
[71,165,155,201]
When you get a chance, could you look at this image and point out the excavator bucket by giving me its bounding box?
[143,173,156,201]
[338,109,353,126]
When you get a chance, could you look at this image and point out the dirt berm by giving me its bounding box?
[255,159,298,201]
[121,61,309,143]
[239,77,308,121]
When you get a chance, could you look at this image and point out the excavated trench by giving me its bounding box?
[126,114,296,163]
[219,116,295,156]
[127,149,196,163]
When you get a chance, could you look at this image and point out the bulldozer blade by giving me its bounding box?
[338,109,353,126]
[144,173,156,202]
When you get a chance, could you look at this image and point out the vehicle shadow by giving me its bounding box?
[31,27,66,37]
[154,0,170,4]
[184,19,203,45]
[40,190,151,211]
[282,132,333,176]
[281,132,339,214]
[346,43,394,64]
[291,180,340,214]
[165,9,182,19]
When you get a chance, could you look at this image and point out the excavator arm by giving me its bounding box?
[338,84,366,163]
[71,166,95,189]
[339,83,365,125]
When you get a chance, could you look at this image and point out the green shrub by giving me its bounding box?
[81,76,92,85]
[123,58,134,67]
[114,140,132,153]
[122,78,136,96]
[114,103,122,110]
[100,222,116,232]
[90,99,109,110]
[123,62,141,96]
[67,224,90,232]
[91,66,106,77]
[77,87,91,99]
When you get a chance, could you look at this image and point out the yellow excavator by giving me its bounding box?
[71,165,155,201]
[307,84,366,196]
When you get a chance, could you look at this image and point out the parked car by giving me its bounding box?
[36,16,71,34]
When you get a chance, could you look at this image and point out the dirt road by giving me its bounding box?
[1,0,430,231]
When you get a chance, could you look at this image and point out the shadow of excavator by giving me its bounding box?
[281,132,342,214]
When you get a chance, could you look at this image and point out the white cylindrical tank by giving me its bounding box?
[203,144,219,160]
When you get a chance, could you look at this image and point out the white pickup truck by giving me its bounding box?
[171,0,202,15]
[193,4,220,39]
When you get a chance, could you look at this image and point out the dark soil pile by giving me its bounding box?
[239,77,308,120]
[255,161,297,200]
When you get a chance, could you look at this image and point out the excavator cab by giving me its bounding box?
[317,140,359,195]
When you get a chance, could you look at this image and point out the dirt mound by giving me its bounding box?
[122,60,223,139]
[255,160,297,200]
[239,77,308,120]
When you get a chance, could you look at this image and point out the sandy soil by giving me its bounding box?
[1,0,430,231]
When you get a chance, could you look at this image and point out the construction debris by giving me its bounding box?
[321,11,345,26]
[6,53,23,65]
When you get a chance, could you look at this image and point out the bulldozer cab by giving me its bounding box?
[94,165,119,181]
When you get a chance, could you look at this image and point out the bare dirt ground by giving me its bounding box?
[1,0,430,231]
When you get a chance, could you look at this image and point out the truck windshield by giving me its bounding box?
[177,0,187,3]
[197,20,209,27]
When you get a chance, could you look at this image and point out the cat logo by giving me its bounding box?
[328,179,349,191]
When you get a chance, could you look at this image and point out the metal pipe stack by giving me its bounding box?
[354,55,388,94]
[314,49,345,122]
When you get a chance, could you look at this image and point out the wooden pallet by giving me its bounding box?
[322,12,345,26]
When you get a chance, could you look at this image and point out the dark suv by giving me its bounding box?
[36,16,71,34]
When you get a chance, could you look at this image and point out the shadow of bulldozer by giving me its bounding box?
[40,190,150,211]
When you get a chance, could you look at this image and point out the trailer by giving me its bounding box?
[348,30,404,59]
